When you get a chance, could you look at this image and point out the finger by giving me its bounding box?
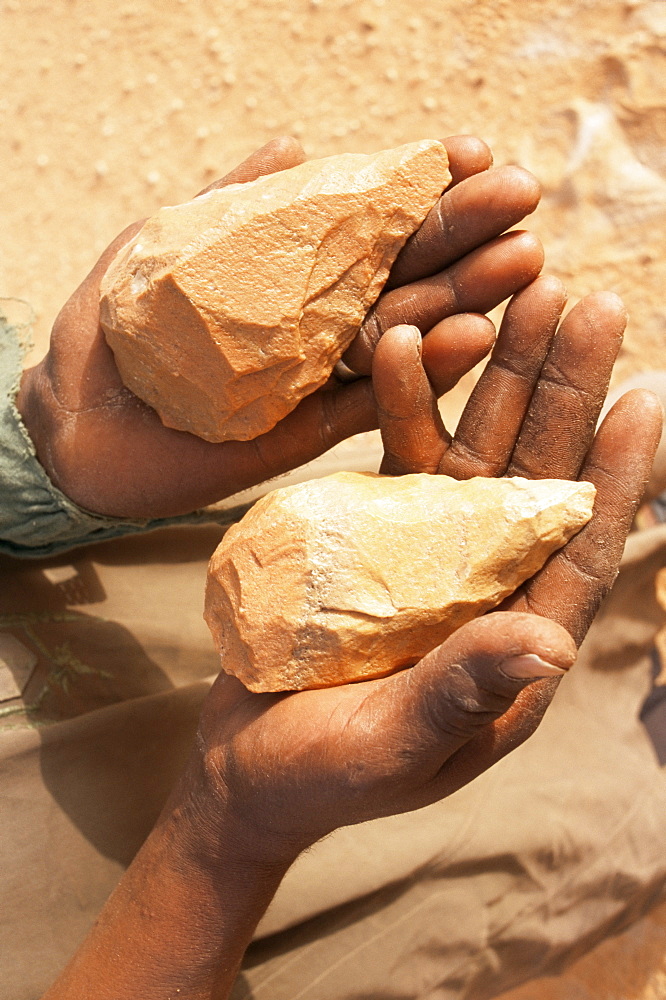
[373,325,449,476]
[373,316,496,475]
[195,136,306,195]
[364,612,576,812]
[420,676,561,801]
[397,383,660,787]
[344,230,544,375]
[199,376,383,508]
[420,313,496,397]
[54,368,382,519]
[388,165,541,289]
[507,292,627,480]
[601,370,666,502]
[503,389,664,646]
[439,135,493,185]
[438,276,567,479]
[453,391,662,782]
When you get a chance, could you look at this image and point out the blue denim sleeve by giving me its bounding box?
[0,312,242,558]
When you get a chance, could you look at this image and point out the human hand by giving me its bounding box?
[18,135,543,520]
[371,276,664,772]
[178,278,662,867]
[49,612,573,1000]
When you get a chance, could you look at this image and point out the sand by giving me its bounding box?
[1,0,664,385]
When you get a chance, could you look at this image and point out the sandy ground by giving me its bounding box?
[1,0,665,383]
[1,0,666,996]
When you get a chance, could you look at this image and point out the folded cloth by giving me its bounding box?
[1,522,665,1000]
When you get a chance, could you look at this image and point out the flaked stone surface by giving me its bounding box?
[99,141,450,442]
[204,471,596,692]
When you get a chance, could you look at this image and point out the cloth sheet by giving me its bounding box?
[1,518,665,1000]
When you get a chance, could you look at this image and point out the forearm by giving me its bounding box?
[42,763,296,1000]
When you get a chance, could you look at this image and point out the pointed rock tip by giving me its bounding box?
[506,475,596,520]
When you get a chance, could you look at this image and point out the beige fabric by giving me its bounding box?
[1,524,665,999]
[495,897,666,999]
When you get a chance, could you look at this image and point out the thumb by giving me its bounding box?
[195,136,306,195]
[372,612,576,811]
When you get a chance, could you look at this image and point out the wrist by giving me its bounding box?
[16,361,67,496]
[16,360,114,517]
[16,364,42,449]
[44,760,294,1000]
[172,740,306,878]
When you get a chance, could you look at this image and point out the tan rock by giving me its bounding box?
[204,471,596,692]
[99,140,450,442]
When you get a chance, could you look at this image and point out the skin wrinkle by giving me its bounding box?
[355,307,382,355]
[419,664,517,747]
[248,435,276,484]
[448,424,525,475]
[556,544,617,588]
[382,286,437,330]
[316,384,349,455]
[535,368,608,405]
[585,459,644,508]
[446,434,508,478]
[440,268,464,314]
[489,350,551,382]
[444,436,506,477]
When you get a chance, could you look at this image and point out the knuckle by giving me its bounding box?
[317,390,334,448]
[445,438,507,478]
[538,368,601,409]
[360,307,384,351]
[421,663,511,742]
[492,352,542,383]
[250,435,275,479]
[506,454,539,479]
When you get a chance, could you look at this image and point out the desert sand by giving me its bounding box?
[1,0,664,387]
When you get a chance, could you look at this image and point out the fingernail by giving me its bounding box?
[394,324,422,356]
[500,654,569,680]
[410,326,423,356]
[333,359,361,383]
